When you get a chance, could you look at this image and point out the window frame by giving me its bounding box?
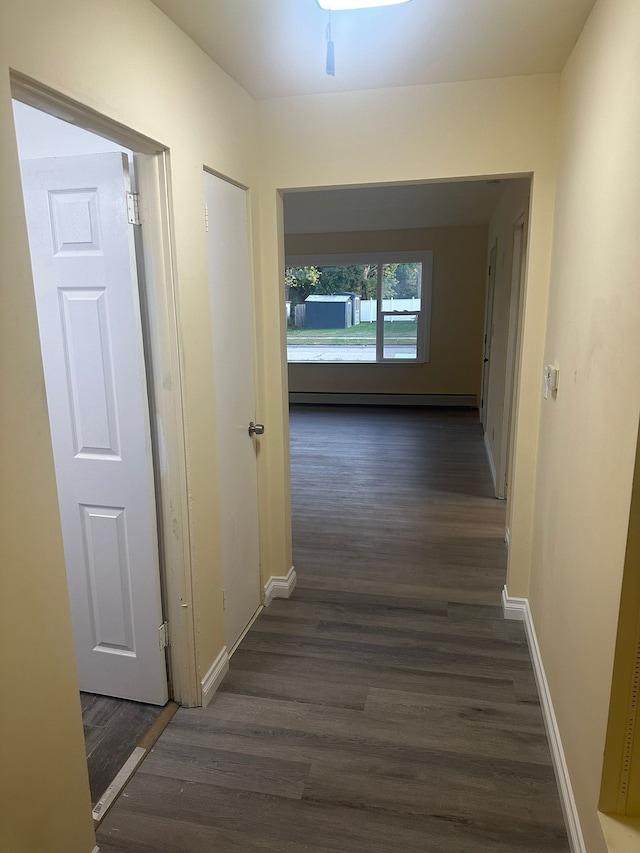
[285,250,433,365]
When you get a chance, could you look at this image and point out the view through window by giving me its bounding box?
[286,252,431,363]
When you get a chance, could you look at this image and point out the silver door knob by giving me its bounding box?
[248,421,265,437]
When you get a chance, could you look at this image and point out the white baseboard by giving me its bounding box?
[264,566,297,607]
[484,432,497,490]
[501,585,525,620]
[289,392,477,408]
[92,848,100,853]
[200,646,230,708]
[502,586,586,853]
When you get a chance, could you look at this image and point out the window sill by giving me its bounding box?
[599,812,640,853]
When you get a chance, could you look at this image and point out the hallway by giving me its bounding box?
[97,407,569,852]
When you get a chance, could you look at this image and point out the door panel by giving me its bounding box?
[20,152,167,704]
[204,171,261,652]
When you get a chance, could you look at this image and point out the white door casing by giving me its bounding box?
[204,170,261,652]
[480,243,497,431]
[499,215,527,500]
[20,152,168,704]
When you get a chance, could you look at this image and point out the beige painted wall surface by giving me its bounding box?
[0,75,96,853]
[258,73,560,600]
[483,179,531,492]
[0,0,269,848]
[528,1,640,850]
[286,226,488,397]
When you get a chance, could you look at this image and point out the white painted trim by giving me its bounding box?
[502,586,587,853]
[135,152,199,707]
[484,432,497,490]
[264,566,297,607]
[200,646,230,708]
[505,526,511,547]
[92,746,146,823]
[501,585,525,621]
[289,393,477,408]
[92,848,100,853]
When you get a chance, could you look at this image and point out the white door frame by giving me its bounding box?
[480,241,497,431]
[496,210,529,500]
[11,72,199,707]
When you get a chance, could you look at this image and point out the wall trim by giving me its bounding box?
[505,526,511,548]
[200,646,230,708]
[289,392,477,408]
[92,848,100,853]
[502,586,587,853]
[484,432,497,490]
[501,585,525,621]
[264,566,297,607]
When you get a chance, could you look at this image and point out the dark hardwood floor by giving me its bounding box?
[97,406,569,852]
[81,693,165,805]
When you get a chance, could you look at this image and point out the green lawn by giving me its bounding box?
[287,320,417,346]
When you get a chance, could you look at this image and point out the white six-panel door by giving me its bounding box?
[20,153,168,704]
[204,171,261,652]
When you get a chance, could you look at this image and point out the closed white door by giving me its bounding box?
[20,153,168,705]
[204,171,261,651]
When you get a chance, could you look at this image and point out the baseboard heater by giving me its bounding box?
[289,392,477,408]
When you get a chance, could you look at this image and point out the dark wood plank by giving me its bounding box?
[97,407,569,852]
[229,647,520,703]
[143,740,311,799]
[80,692,166,803]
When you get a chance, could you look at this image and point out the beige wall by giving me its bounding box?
[0,74,96,853]
[528,0,640,850]
[483,179,531,492]
[286,226,488,397]
[0,0,269,849]
[258,73,560,600]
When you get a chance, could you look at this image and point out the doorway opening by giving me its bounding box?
[10,83,193,818]
[281,176,532,553]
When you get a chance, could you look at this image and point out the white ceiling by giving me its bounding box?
[284,179,528,234]
[150,0,596,100]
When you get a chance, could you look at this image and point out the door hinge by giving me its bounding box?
[204,202,209,232]
[158,621,170,650]
[127,192,141,226]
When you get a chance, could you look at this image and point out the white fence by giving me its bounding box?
[359,298,420,322]
[286,298,420,325]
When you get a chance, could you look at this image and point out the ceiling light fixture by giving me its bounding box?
[318,0,412,9]
[318,0,411,77]
[326,16,336,76]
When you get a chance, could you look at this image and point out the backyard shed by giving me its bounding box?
[304,293,359,329]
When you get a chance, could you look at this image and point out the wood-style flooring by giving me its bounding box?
[97,406,569,852]
[81,693,165,805]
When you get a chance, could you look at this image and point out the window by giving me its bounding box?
[285,252,432,364]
